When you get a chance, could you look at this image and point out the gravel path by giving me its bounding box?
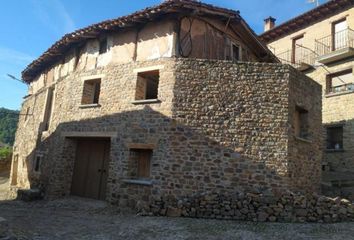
[0,198,354,240]
[1,175,354,240]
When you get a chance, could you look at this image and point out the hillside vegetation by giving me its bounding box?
[0,108,19,146]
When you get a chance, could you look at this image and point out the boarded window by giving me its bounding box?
[326,126,343,150]
[81,79,101,105]
[135,70,159,100]
[43,87,55,131]
[99,38,107,54]
[231,43,241,61]
[294,106,309,139]
[129,149,152,179]
[326,69,354,93]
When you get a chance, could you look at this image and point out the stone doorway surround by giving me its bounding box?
[61,132,117,200]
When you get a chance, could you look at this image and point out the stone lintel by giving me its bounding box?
[127,143,157,149]
[61,131,117,138]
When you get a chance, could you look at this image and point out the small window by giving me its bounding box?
[326,126,343,150]
[294,106,309,139]
[135,70,159,100]
[99,38,107,54]
[231,43,241,61]
[24,107,30,121]
[326,69,354,94]
[33,155,42,173]
[43,87,55,131]
[129,149,152,179]
[74,46,83,70]
[81,79,101,105]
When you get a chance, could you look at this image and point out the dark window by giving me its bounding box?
[326,126,343,150]
[74,46,83,70]
[326,69,354,94]
[43,87,54,131]
[129,149,152,179]
[294,106,309,139]
[81,79,101,105]
[135,70,159,100]
[99,38,107,54]
[232,43,240,61]
[34,155,42,173]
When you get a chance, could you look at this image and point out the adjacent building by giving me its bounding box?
[9,0,322,207]
[260,0,354,198]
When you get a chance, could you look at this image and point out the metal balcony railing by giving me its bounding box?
[315,28,354,56]
[328,83,354,94]
[276,45,315,69]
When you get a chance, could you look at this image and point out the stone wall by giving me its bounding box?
[147,191,354,223]
[172,59,322,193]
[265,6,354,199]
[11,58,322,211]
[287,67,323,191]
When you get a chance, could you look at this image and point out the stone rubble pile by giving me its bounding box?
[147,191,354,223]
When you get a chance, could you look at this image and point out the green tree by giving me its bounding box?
[0,108,19,146]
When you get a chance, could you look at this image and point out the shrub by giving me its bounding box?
[0,147,12,162]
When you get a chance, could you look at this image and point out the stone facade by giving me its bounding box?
[260,2,354,199]
[9,1,324,222]
[11,58,322,208]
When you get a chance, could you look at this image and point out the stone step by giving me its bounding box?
[16,189,43,202]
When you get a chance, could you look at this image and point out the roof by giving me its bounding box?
[260,0,354,43]
[22,0,276,83]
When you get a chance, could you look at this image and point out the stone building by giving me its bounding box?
[9,0,322,208]
[260,0,354,198]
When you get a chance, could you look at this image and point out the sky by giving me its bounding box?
[0,0,327,110]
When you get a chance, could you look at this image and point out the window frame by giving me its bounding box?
[291,34,304,64]
[99,38,108,55]
[294,106,310,140]
[11,154,19,186]
[81,78,102,106]
[43,86,55,132]
[231,42,241,62]
[134,70,160,101]
[326,125,344,151]
[129,148,153,180]
[326,69,354,94]
[331,18,347,51]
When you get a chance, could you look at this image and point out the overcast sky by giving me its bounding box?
[0,0,327,110]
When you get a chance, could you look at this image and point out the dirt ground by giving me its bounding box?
[1,174,354,240]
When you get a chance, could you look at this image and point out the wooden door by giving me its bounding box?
[11,155,19,186]
[71,139,110,200]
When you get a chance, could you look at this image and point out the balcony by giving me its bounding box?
[276,46,315,71]
[315,28,354,64]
